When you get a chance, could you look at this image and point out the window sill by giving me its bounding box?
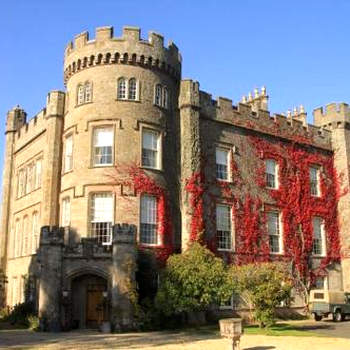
[217,178,232,184]
[139,243,161,248]
[219,306,234,310]
[312,254,326,258]
[89,164,115,169]
[153,103,169,111]
[116,98,141,103]
[217,248,234,252]
[62,169,73,176]
[270,251,283,255]
[266,186,279,190]
[75,101,93,108]
[140,166,163,173]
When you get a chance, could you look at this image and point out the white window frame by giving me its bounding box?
[92,126,114,167]
[216,204,233,251]
[89,192,114,245]
[14,219,20,258]
[216,147,230,181]
[64,134,73,173]
[141,128,161,170]
[22,216,29,256]
[117,77,127,100]
[84,81,92,103]
[117,77,139,101]
[267,211,283,254]
[140,194,158,246]
[61,197,71,227]
[154,84,169,109]
[31,211,39,254]
[314,276,328,290]
[310,166,321,197]
[312,216,326,257]
[266,159,278,189]
[35,158,42,189]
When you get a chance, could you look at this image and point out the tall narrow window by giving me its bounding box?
[310,166,320,196]
[117,78,126,99]
[93,127,113,166]
[312,217,325,256]
[90,193,113,245]
[26,163,34,194]
[162,87,169,109]
[128,78,137,100]
[266,159,278,189]
[22,216,29,256]
[84,81,92,103]
[35,159,42,189]
[64,135,73,172]
[267,211,282,253]
[142,129,160,169]
[12,278,18,306]
[62,197,71,227]
[31,212,39,254]
[155,84,162,106]
[140,195,158,245]
[216,205,232,250]
[14,219,20,258]
[216,148,229,180]
[18,169,26,197]
[77,84,85,105]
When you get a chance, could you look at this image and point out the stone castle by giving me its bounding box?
[1,26,350,330]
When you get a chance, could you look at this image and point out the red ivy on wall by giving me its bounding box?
[112,165,174,265]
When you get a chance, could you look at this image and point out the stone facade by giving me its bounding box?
[0,25,350,330]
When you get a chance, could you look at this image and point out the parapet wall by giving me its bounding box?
[314,103,350,127]
[176,80,332,150]
[64,26,182,84]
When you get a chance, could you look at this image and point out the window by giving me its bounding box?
[267,211,282,253]
[216,148,229,180]
[77,81,92,105]
[62,197,71,227]
[22,216,29,256]
[312,217,325,256]
[128,78,137,100]
[154,84,169,108]
[216,205,232,250]
[314,276,327,290]
[14,219,20,258]
[140,195,158,245]
[266,159,278,189]
[35,159,42,189]
[17,169,26,198]
[90,193,113,245]
[31,212,39,254]
[117,78,127,99]
[142,129,160,169]
[310,166,320,196]
[84,81,92,103]
[26,163,34,194]
[12,278,18,306]
[64,135,73,172]
[93,127,113,166]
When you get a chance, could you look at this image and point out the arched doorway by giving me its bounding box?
[71,274,108,329]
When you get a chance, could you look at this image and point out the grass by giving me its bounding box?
[244,322,325,337]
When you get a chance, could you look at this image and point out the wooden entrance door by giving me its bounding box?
[86,284,105,328]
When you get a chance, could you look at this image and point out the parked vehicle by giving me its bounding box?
[309,289,350,322]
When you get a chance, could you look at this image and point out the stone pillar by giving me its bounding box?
[0,107,26,268]
[41,91,65,226]
[110,224,137,331]
[179,80,201,250]
[38,226,64,332]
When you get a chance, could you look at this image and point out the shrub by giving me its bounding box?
[231,262,292,328]
[2,301,36,327]
[27,315,39,331]
[155,243,234,316]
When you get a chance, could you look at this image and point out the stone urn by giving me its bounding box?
[219,318,243,350]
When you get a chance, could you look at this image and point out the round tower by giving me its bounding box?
[61,26,182,250]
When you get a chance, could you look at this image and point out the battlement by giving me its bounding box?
[64,26,182,84]
[313,103,350,128]
[40,226,65,245]
[178,80,332,150]
[12,91,65,152]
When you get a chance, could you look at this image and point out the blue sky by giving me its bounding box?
[1,0,350,188]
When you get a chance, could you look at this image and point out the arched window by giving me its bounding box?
[31,212,39,254]
[155,84,162,106]
[128,78,137,100]
[162,87,169,109]
[14,219,20,258]
[117,78,126,99]
[84,81,92,103]
[77,84,85,105]
[22,216,29,256]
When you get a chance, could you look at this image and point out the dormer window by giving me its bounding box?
[154,84,169,109]
[117,77,139,101]
[77,81,93,105]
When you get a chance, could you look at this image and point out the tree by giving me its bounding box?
[155,243,234,316]
[231,262,292,328]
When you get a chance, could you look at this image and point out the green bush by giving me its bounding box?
[2,301,36,327]
[27,315,39,331]
[155,243,234,316]
[231,262,292,328]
